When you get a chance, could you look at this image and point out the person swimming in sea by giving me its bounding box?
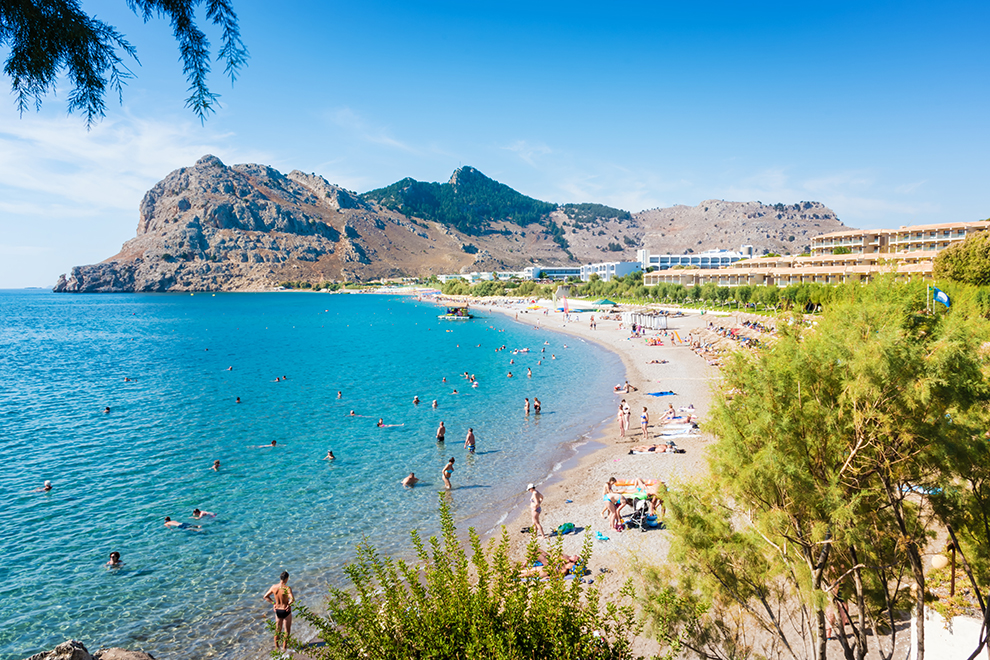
[402,473,420,487]
[212,460,220,471]
[32,480,53,492]
[256,440,277,448]
[106,551,122,568]
[324,450,335,460]
[164,516,201,530]
[413,396,420,405]
[192,509,216,519]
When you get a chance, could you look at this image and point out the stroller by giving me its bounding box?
[624,497,652,533]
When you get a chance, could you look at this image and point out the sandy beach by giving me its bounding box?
[466,297,726,655]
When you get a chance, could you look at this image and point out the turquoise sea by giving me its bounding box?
[0,290,623,660]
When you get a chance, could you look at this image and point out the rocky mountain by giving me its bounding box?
[54,156,850,292]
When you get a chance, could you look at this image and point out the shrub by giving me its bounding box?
[295,496,641,660]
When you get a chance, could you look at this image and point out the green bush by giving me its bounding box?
[295,496,641,660]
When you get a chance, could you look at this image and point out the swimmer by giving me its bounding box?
[436,421,446,443]
[510,359,514,364]
[106,551,122,568]
[472,381,479,388]
[212,460,220,471]
[256,440,277,448]
[324,450,335,460]
[465,428,476,452]
[337,391,342,398]
[104,407,111,414]
[527,368,532,377]
[228,366,233,371]
[192,508,216,519]
[534,397,542,414]
[452,389,458,394]
[551,354,556,360]
[413,396,420,405]
[432,400,438,408]
[236,397,241,404]
[402,473,420,487]
[507,372,513,378]
[378,418,384,427]
[124,377,131,382]
[33,480,53,492]
[164,516,201,530]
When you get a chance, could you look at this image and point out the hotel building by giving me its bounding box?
[644,221,990,288]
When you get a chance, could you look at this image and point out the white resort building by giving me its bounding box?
[644,221,990,288]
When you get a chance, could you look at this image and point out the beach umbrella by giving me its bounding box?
[593,299,617,307]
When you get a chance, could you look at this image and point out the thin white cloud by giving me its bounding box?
[326,107,417,153]
[502,140,552,167]
[0,110,270,216]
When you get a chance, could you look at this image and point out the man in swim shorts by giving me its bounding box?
[436,421,446,442]
[263,571,295,652]
[402,473,419,487]
[465,428,476,452]
[164,517,201,530]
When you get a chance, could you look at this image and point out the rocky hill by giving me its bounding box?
[54,156,849,292]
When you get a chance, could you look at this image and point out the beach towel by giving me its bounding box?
[647,391,677,397]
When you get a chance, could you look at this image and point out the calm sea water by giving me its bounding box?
[0,290,622,660]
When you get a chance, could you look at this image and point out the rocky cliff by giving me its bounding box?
[54,157,850,292]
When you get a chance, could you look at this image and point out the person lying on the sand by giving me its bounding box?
[628,443,679,453]
[520,549,583,578]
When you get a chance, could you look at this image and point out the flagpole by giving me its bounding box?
[928,284,931,315]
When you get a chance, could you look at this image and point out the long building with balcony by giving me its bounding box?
[811,221,990,256]
[645,220,990,288]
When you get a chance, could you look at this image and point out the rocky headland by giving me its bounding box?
[54,156,849,292]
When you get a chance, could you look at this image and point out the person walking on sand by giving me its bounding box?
[436,421,446,443]
[641,407,650,440]
[622,400,632,433]
[528,484,546,538]
[263,571,294,652]
[442,457,455,489]
[465,428,476,452]
[616,404,626,438]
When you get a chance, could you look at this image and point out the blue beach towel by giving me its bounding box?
[646,391,677,397]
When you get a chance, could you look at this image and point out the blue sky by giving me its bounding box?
[1,0,987,287]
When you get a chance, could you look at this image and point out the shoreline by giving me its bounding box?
[468,297,722,656]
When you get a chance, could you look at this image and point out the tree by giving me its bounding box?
[640,278,990,660]
[933,230,990,285]
[296,496,641,659]
[1,0,248,126]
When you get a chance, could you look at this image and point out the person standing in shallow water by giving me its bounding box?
[465,428,476,452]
[442,457,455,490]
[436,421,446,443]
[263,571,294,652]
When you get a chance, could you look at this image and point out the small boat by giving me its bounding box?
[438,305,474,320]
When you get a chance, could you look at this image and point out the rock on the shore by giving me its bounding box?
[23,640,93,660]
[22,641,156,660]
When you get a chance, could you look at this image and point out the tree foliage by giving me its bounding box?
[1,0,248,125]
[561,203,632,222]
[639,278,990,660]
[295,495,641,660]
[362,167,557,237]
[933,230,990,286]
